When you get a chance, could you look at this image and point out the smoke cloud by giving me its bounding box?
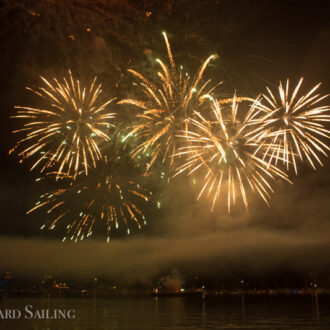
[0,160,329,284]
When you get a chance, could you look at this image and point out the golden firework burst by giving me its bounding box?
[10,71,116,178]
[175,95,290,212]
[119,32,219,173]
[27,136,153,242]
[255,78,330,173]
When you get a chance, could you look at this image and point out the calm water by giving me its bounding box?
[1,295,330,329]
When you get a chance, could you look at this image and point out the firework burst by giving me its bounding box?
[255,78,330,173]
[119,32,219,173]
[10,71,116,178]
[175,95,290,212]
[27,136,153,242]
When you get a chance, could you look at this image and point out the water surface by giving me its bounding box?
[0,295,329,329]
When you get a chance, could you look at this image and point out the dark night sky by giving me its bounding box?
[0,0,330,280]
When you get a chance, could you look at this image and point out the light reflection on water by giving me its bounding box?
[0,295,330,329]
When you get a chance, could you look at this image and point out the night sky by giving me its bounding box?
[0,0,330,281]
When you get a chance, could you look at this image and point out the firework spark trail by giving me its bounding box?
[27,137,153,242]
[255,78,330,173]
[10,71,116,179]
[175,95,290,212]
[119,32,220,173]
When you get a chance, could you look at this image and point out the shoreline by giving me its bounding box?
[1,289,328,299]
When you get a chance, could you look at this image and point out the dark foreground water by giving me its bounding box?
[1,295,330,329]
